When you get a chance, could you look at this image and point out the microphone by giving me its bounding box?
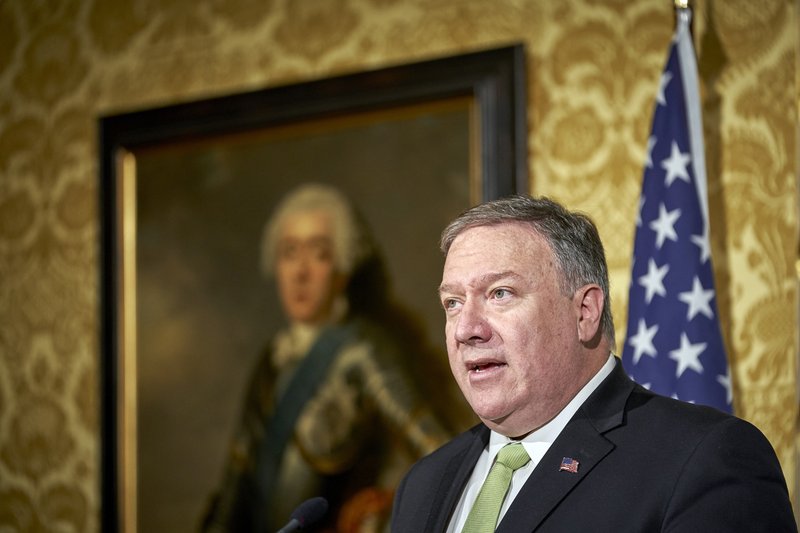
[275,497,329,532]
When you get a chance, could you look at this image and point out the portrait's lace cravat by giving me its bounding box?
[461,443,531,533]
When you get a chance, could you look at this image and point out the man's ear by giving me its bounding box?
[575,284,604,345]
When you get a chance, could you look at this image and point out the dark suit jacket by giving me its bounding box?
[391,359,796,532]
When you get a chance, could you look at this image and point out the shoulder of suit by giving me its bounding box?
[626,384,742,434]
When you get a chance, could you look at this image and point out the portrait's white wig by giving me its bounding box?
[260,183,371,277]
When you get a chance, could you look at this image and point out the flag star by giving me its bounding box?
[638,258,669,304]
[628,319,659,365]
[678,276,715,321]
[649,203,681,249]
[661,141,692,186]
[717,369,733,406]
[645,136,656,168]
[657,70,673,106]
[690,228,711,264]
[669,333,706,378]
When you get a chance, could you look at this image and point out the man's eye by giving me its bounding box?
[309,241,333,261]
[492,288,510,299]
[279,244,298,259]
[312,248,333,262]
[443,298,461,310]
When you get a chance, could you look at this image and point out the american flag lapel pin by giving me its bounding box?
[559,457,579,473]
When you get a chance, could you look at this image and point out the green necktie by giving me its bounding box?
[461,443,531,533]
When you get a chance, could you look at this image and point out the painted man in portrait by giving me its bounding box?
[201,183,452,532]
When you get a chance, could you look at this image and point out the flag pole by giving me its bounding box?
[672,2,709,231]
[673,0,692,38]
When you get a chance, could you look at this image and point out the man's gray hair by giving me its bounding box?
[261,183,370,277]
[440,195,615,345]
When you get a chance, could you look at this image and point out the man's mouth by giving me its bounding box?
[468,361,506,373]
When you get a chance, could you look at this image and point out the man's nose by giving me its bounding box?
[453,299,491,345]
[293,254,311,280]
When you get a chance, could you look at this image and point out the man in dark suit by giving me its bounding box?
[391,195,796,532]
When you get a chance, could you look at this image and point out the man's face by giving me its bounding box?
[439,222,588,437]
[275,209,346,325]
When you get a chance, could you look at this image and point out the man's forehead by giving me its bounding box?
[280,210,333,233]
[439,223,554,290]
[446,222,547,258]
[280,234,333,244]
[451,220,542,244]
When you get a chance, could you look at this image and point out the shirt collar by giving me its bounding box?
[488,353,617,461]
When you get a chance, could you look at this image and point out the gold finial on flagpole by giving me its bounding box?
[673,0,692,35]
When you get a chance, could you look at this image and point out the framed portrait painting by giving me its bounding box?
[100,44,527,532]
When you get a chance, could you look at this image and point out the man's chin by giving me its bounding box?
[286,306,323,324]
[469,404,510,428]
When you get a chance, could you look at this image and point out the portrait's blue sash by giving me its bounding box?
[254,322,358,531]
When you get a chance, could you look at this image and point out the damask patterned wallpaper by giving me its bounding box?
[0,0,796,530]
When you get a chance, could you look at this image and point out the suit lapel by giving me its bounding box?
[496,415,613,532]
[425,425,490,532]
[496,359,635,532]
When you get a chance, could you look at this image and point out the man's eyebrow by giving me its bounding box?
[438,271,522,295]
[437,283,456,297]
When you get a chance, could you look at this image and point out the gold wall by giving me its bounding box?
[0,0,796,530]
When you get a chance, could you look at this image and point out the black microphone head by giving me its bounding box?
[290,497,328,528]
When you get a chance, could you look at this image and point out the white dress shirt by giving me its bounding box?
[446,354,617,533]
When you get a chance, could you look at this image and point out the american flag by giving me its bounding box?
[621,7,732,414]
[559,457,579,474]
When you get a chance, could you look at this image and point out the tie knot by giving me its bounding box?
[495,443,530,471]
